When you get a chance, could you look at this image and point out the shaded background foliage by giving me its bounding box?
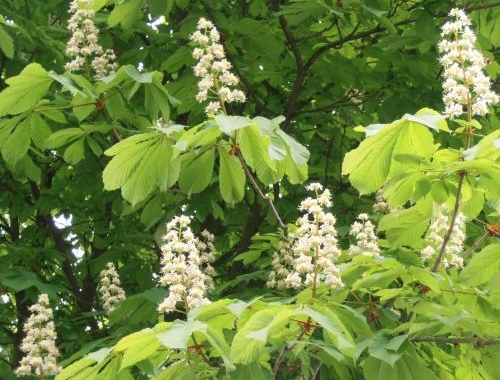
[1,0,500,377]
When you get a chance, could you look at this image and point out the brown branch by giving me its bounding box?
[412,336,500,346]
[272,0,306,122]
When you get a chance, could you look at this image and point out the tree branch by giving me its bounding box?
[412,336,500,346]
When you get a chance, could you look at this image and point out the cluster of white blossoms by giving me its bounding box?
[268,183,343,291]
[98,262,126,315]
[349,214,381,258]
[421,205,466,268]
[267,239,293,290]
[15,294,61,377]
[158,215,215,314]
[65,0,117,79]
[438,8,499,118]
[190,18,246,114]
[373,189,390,213]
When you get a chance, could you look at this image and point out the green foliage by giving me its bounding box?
[1,1,500,379]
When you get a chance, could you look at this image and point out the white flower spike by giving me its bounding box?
[158,216,215,314]
[268,183,343,292]
[65,0,117,79]
[98,262,126,315]
[15,294,61,377]
[438,8,499,118]
[190,18,246,114]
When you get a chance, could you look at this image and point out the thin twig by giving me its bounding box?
[462,232,489,259]
[431,172,466,272]
[236,151,287,232]
[311,361,322,380]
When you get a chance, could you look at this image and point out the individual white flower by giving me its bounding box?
[190,18,246,114]
[349,214,381,258]
[15,294,61,377]
[420,205,466,268]
[269,183,343,292]
[98,262,126,315]
[158,216,215,314]
[438,8,499,118]
[65,0,117,80]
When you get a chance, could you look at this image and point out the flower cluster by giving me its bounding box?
[421,205,466,268]
[158,215,215,314]
[373,189,390,213]
[267,239,293,290]
[190,17,246,114]
[15,294,61,377]
[98,262,126,315]
[65,0,117,79]
[268,183,343,291]
[438,8,499,118]
[349,214,381,258]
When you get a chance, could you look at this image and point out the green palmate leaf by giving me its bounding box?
[218,145,245,204]
[0,268,65,298]
[44,128,86,149]
[0,25,14,58]
[460,244,500,286]
[156,320,207,349]
[299,306,355,355]
[368,333,408,366]
[103,132,175,205]
[229,364,274,380]
[2,116,30,167]
[0,63,53,116]
[383,171,425,206]
[114,330,161,371]
[363,350,440,380]
[464,129,500,161]
[237,124,278,184]
[403,108,448,132]
[215,115,250,136]
[203,325,235,370]
[230,307,294,364]
[109,288,167,327]
[252,116,287,160]
[276,128,310,165]
[55,359,97,380]
[178,148,215,194]
[343,112,435,194]
[430,180,449,204]
[63,138,85,165]
[284,154,308,184]
[30,113,52,150]
[379,198,432,247]
[152,361,196,380]
[144,78,171,120]
[108,0,142,28]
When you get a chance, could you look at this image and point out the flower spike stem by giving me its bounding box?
[431,172,465,272]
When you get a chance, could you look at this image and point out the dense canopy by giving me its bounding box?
[1,1,500,379]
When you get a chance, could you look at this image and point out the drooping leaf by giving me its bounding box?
[218,145,245,204]
[0,25,14,58]
[178,148,215,194]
